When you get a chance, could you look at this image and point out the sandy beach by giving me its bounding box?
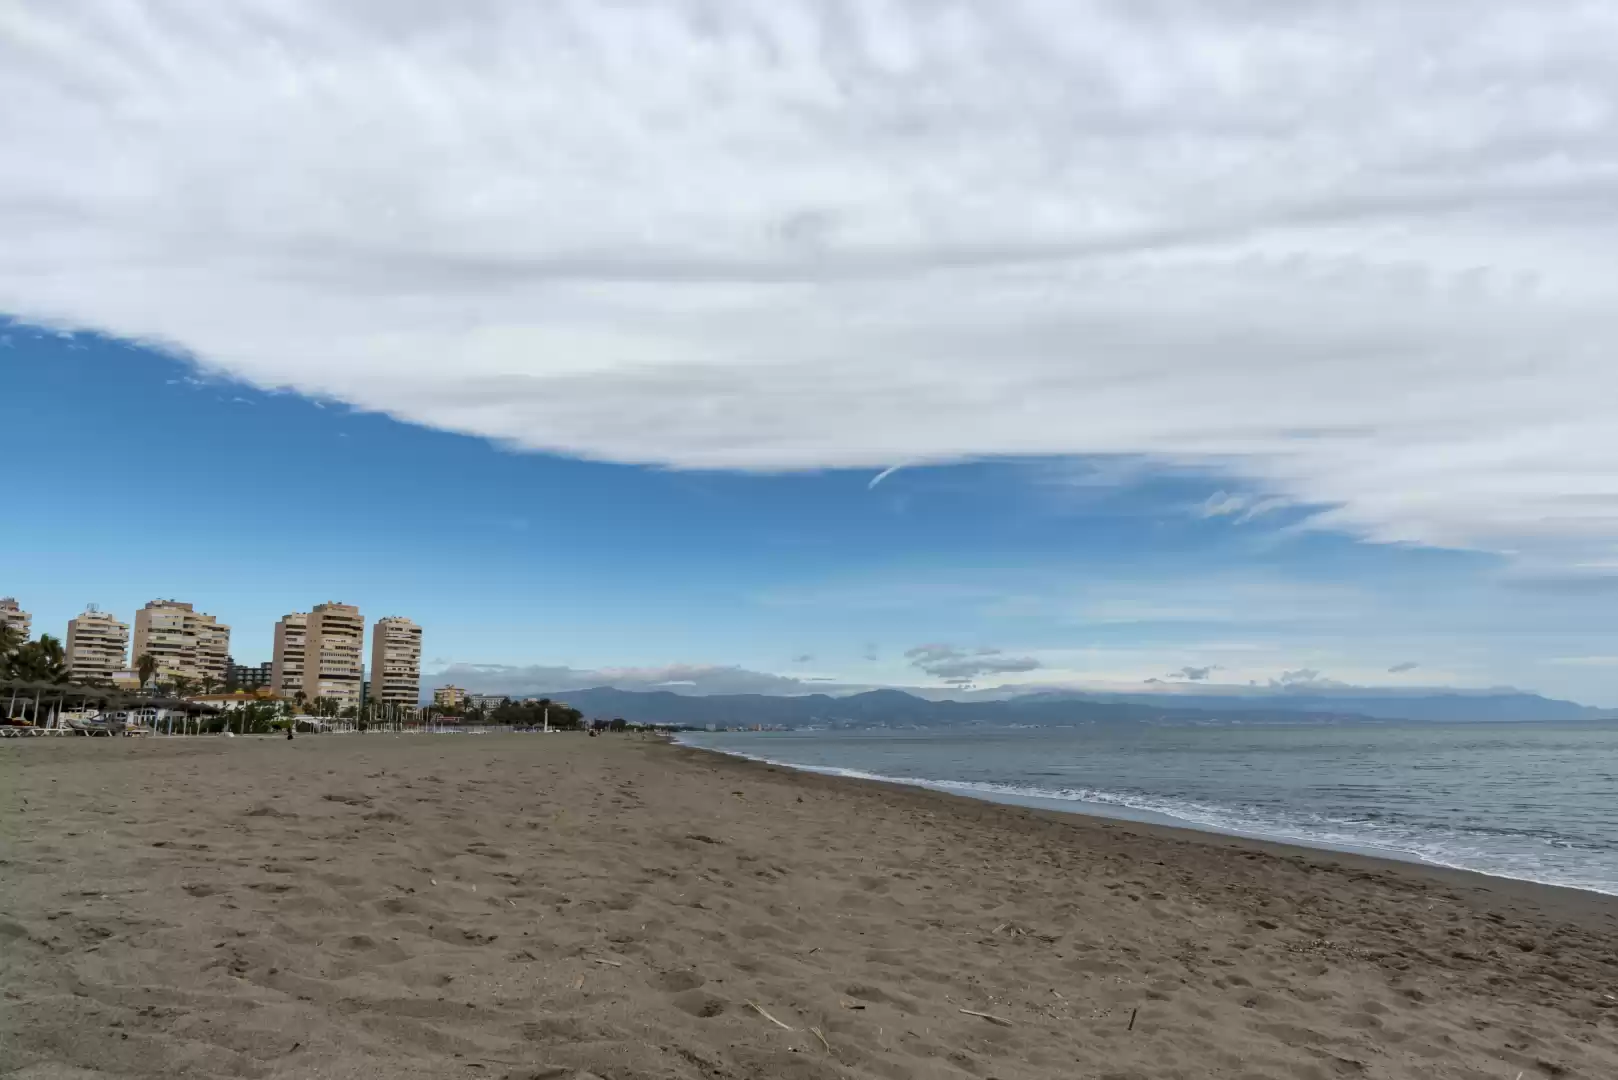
[3,734,1616,1080]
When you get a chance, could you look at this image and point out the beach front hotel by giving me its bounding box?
[132,599,231,687]
[65,606,129,683]
[270,612,307,699]
[369,615,423,708]
[303,602,365,708]
[1,596,31,641]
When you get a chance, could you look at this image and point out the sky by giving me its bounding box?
[2,2,1615,705]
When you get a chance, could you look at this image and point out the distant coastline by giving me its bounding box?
[512,684,1614,730]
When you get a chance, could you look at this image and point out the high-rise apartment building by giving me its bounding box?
[226,658,275,691]
[66,606,129,684]
[0,597,30,641]
[192,611,230,687]
[270,612,308,699]
[131,600,231,687]
[132,600,188,681]
[433,685,467,709]
[303,602,365,707]
[368,616,422,708]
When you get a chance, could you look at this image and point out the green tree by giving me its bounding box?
[10,635,68,684]
[136,652,159,691]
[0,621,24,678]
[170,675,196,699]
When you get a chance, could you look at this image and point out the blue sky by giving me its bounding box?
[5,324,1612,706]
[4,5,1616,706]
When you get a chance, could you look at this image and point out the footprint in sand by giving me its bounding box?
[670,989,728,1018]
[652,969,705,993]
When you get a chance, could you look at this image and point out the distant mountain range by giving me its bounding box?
[1013,689,1612,724]
[539,685,1611,728]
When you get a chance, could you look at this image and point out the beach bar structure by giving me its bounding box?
[1,678,221,736]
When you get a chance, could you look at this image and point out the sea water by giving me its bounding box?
[679,723,1618,895]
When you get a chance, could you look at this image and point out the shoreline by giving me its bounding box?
[674,732,1618,900]
[6,734,1617,1079]
[667,738,1618,929]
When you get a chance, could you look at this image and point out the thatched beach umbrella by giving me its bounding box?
[2,678,113,728]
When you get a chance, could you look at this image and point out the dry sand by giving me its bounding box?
[3,733,1616,1080]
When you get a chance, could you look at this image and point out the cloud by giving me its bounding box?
[5,4,1618,563]
[791,653,815,663]
[1387,661,1421,673]
[1270,668,1349,691]
[427,662,847,698]
[1168,665,1217,681]
[905,643,1041,685]
[867,465,907,490]
[1197,491,1292,524]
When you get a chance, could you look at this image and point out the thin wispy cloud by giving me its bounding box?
[5,3,1618,563]
[867,465,907,490]
[429,662,850,697]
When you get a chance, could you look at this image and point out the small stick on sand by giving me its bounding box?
[810,1026,831,1053]
[589,957,623,967]
[959,1008,1014,1027]
[1127,1007,1138,1031]
[747,1002,794,1030]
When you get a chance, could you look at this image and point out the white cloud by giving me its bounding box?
[5,2,1618,561]
[1198,490,1291,524]
[428,661,853,697]
[1270,668,1349,691]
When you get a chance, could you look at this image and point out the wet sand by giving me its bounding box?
[3,733,1616,1079]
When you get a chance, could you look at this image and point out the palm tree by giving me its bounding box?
[170,675,196,699]
[0,621,23,678]
[136,652,158,692]
[10,635,68,684]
